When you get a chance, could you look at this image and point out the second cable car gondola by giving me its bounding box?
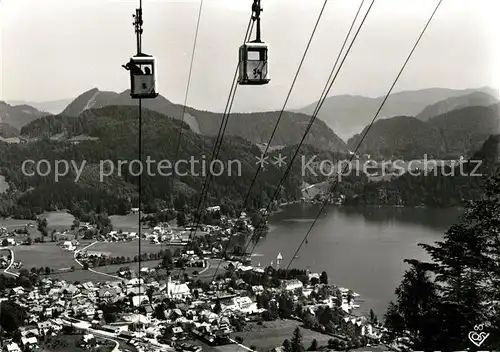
[123,53,159,99]
[238,0,270,86]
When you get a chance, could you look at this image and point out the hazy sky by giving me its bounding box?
[1,0,499,112]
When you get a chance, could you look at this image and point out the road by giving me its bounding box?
[228,338,254,351]
[73,241,125,281]
[61,314,174,351]
[0,247,19,277]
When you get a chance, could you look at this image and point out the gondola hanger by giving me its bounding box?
[122,7,159,99]
[238,0,270,86]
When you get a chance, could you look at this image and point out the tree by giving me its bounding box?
[173,247,182,257]
[146,287,154,302]
[334,288,343,306]
[213,299,222,314]
[290,327,305,352]
[161,250,173,269]
[384,171,500,351]
[384,260,440,350]
[1,239,8,247]
[232,245,243,255]
[346,290,354,305]
[369,308,378,324]
[154,304,166,320]
[173,195,186,211]
[250,212,266,230]
[282,339,292,352]
[327,338,344,350]
[176,212,187,227]
[72,218,80,230]
[278,294,294,319]
[302,312,317,330]
[308,339,318,351]
[0,301,27,332]
[37,217,48,242]
[319,271,328,285]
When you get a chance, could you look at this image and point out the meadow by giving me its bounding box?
[40,333,115,352]
[48,269,121,283]
[0,217,38,240]
[10,243,75,273]
[0,210,76,241]
[93,259,163,276]
[110,214,140,232]
[0,175,9,194]
[89,241,169,258]
[230,320,332,351]
[43,211,75,231]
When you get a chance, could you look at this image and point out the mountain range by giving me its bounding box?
[0,101,47,131]
[296,87,498,141]
[0,105,330,218]
[57,88,347,152]
[0,86,499,217]
[415,91,499,121]
[347,103,500,159]
[6,99,73,115]
[2,86,499,158]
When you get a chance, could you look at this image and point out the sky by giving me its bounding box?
[1,0,499,112]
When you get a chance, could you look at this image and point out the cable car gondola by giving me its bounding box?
[122,7,158,99]
[238,42,270,85]
[238,0,270,86]
[123,53,158,99]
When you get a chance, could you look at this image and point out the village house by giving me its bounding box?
[281,279,303,291]
[61,240,76,251]
[81,333,96,348]
[206,205,220,213]
[6,342,21,352]
[20,336,38,350]
[159,276,191,300]
[3,238,17,246]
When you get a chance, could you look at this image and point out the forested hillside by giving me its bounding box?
[1,106,346,218]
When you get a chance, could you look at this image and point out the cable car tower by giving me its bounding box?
[238,0,270,85]
[123,2,158,99]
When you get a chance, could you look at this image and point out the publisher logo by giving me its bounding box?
[468,323,490,347]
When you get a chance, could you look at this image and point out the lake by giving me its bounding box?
[250,203,462,318]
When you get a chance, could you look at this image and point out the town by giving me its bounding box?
[0,207,384,352]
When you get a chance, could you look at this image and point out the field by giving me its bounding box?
[4,236,229,283]
[0,175,9,193]
[93,259,163,275]
[11,243,76,273]
[93,257,228,277]
[49,269,120,283]
[0,248,11,274]
[231,320,332,352]
[40,333,115,352]
[89,240,172,258]
[0,211,76,241]
[0,217,38,240]
[8,239,93,273]
[110,214,140,232]
[0,218,36,228]
[43,211,76,231]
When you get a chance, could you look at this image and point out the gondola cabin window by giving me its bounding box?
[238,43,270,85]
[125,55,159,99]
